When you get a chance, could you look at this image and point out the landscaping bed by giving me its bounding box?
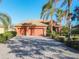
[55,35,79,51]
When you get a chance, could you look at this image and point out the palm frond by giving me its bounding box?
[60,0,67,7]
[68,0,72,7]
[40,10,47,19]
[0,13,11,31]
[0,17,8,31]
[40,0,54,19]
[0,13,11,25]
[56,9,63,22]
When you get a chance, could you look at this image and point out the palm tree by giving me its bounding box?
[0,13,11,32]
[56,9,64,35]
[40,0,59,37]
[61,0,73,41]
[41,0,75,39]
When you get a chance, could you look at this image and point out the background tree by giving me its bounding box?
[0,13,11,32]
[56,9,65,35]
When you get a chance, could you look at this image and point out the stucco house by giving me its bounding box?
[0,24,15,34]
[0,25,4,34]
[15,20,62,36]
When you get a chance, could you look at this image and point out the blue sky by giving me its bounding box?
[0,0,79,25]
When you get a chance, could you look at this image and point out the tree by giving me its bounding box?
[0,13,11,32]
[60,0,73,41]
[41,0,79,40]
[61,26,69,36]
[56,9,65,35]
[40,0,59,37]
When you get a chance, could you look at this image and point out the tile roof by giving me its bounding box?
[15,19,60,27]
[15,20,48,27]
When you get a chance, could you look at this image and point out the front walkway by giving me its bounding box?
[0,36,79,59]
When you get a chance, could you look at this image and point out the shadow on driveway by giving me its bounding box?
[6,36,79,59]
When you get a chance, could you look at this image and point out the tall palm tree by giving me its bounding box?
[61,0,73,41]
[40,0,59,36]
[0,13,11,32]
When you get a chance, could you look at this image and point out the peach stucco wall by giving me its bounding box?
[15,26,47,36]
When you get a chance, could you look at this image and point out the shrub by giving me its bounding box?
[3,31,16,40]
[57,36,66,42]
[61,26,68,36]
[72,45,79,50]
[72,37,78,41]
[46,28,51,36]
[72,28,79,34]
[51,31,57,39]
[66,41,79,50]
[0,31,16,43]
[0,34,6,43]
[10,31,16,37]
[71,36,79,41]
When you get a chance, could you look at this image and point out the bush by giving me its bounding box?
[72,37,78,41]
[65,41,79,50]
[46,29,51,36]
[72,28,79,34]
[3,31,16,40]
[71,36,79,41]
[9,31,16,37]
[0,31,16,43]
[61,26,68,36]
[0,34,6,43]
[47,31,57,38]
[57,36,66,42]
[51,31,57,38]
[72,45,79,50]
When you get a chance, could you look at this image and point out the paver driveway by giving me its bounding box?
[0,36,79,59]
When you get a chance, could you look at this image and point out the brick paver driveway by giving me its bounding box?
[0,36,79,59]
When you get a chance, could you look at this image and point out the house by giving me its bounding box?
[0,25,4,34]
[15,20,62,36]
[41,20,62,32]
[0,24,15,34]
